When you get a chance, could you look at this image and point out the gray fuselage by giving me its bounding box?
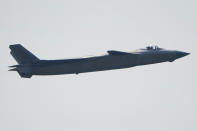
[24,48,188,76]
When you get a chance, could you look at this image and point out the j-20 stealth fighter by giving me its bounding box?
[9,44,189,78]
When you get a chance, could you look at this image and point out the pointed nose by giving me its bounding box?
[176,51,190,58]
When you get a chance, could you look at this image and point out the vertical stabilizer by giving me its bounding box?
[9,44,39,64]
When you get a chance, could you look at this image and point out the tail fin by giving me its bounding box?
[9,44,39,64]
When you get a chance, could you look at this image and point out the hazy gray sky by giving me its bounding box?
[1,0,197,131]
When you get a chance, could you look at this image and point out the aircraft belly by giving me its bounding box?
[138,54,169,65]
[32,63,79,75]
[78,55,136,73]
[33,55,137,75]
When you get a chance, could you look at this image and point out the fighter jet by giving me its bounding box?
[9,44,189,78]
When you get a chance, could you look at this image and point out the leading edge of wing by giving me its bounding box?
[107,50,138,56]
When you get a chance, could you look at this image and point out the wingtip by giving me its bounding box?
[8,68,18,71]
[8,65,19,68]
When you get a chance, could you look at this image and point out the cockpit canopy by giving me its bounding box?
[146,45,161,50]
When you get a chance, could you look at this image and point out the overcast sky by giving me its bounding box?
[0,0,197,131]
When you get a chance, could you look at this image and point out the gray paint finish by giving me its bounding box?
[9,44,189,78]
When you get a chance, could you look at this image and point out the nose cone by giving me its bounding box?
[176,51,190,59]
